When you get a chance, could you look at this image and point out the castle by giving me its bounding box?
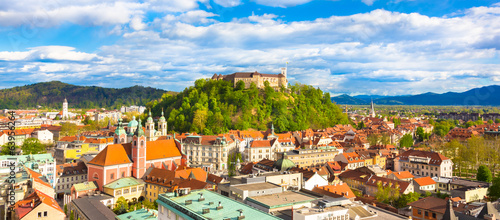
[211,67,288,89]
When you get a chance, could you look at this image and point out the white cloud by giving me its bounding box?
[362,0,376,6]
[129,16,147,31]
[252,0,313,8]
[1,5,500,95]
[213,0,242,7]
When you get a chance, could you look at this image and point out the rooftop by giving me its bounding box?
[104,177,144,189]
[71,196,116,220]
[246,191,318,208]
[116,208,158,220]
[158,189,281,220]
[232,182,281,191]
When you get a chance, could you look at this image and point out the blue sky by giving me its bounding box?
[0,0,499,96]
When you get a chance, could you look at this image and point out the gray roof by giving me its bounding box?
[71,196,116,220]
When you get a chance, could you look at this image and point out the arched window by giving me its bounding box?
[93,173,99,180]
[141,140,145,146]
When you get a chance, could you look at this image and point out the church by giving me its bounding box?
[87,111,186,190]
[211,67,288,89]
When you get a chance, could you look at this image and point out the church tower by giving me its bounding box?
[145,110,155,141]
[370,99,376,118]
[62,98,68,119]
[132,119,147,178]
[114,118,127,144]
[158,108,167,136]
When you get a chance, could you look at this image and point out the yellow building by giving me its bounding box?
[55,139,99,164]
[103,177,145,204]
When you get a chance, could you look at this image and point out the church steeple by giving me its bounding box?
[159,108,167,136]
[370,99,376,117]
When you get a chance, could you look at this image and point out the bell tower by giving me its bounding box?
[158,108,167,136]
[132,118,147,178]
[145,109,155,141]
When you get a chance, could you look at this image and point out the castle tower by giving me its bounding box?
[114,118,127,144]
[62,98,68,119]
[370,99,376,118]
[145,109,155,141]
[158,108,167,136]
[132,118,147,178]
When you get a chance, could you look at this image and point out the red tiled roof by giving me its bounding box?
[414,176,436,186]
[312,183,356,199]
[250,140,273,148]
[390,171,414,180]
[399,149,450,165]
[88,144,132,166]
[12,190,64,219]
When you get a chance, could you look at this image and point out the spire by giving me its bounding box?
[134,118,145,137]
[147,109,153,123]
[271,123,275,135]
[442,199,458,220]
[160,107,166,121]
[370,99,376,117]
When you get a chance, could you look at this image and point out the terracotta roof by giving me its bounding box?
[399,149,450,165]
[207,174,224,184]
[59,135,86,142]
[143,168,209,191]
[175,167,207,181]
[146,139,182,160]
[365,175,411,194]
[88,144,132,166]
[390,171,414,180]
[414,176,436,186]
[56,161,87,177]
[250,140,273,148]
[312,183,356,199]
[408,197,448,214]
[12,190,64,219]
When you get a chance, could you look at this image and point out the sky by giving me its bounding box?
[0,0,499,96]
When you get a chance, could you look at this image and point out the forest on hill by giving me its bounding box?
[148,79,349,134]
[0,81,171,109]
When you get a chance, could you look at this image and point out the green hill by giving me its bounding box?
[149,79,349,134]
[0,81,172,109]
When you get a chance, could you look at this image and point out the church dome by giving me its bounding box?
[128,116,138,128]
[273,154,295,171]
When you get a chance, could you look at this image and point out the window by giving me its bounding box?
[38,212,42,217]
[122,172,125,178]
[44,211,48,217]
[432,213,436,218]
[110,173,114,180]
[425,211,428,217]
[418,209,421,215]
[93,173,99,180]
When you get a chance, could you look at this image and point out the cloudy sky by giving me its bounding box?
[0,0,499,96]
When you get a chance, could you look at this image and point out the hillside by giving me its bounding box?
[0,81,172,109]
[151,79,349,134]
[332,85,500,105]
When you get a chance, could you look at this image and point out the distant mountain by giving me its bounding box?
[332,85,500,105]
[331,94,368,105]
[0,81,175,109]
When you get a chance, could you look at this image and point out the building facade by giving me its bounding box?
[211,67,288,89]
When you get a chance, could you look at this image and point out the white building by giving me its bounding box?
[0,153,57,186]
[395,149,453,178]
[62,98,69,119]
[94,110,121,122]
[303,172,329,191]
[32,129,54,144]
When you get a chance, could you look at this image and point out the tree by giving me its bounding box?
[381,133,391,145]
[21,138,46,154]
[357,121,365,130]
[399,134,414,148]
[477,165,493,182]
[70,210,74,220]
[64,204,68,214]
[60,122,78,136]
[496,119,500,123]
[375,182,400,206]
[488,176,500,201]
[235,80,245,91]
[394,192,420,208]
[113,197,129,214]
[368,134,381,146]
[488,119,494,124]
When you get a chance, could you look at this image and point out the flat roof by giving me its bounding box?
[158,189,281,220]
[247,191,318,208]
[232,182,281,191]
